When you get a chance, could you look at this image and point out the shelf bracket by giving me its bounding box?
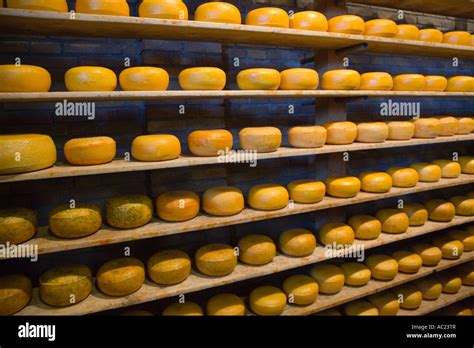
[335,43,369,56]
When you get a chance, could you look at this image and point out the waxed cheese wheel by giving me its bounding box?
[156,190,200,222]
[0,64,51,92]
[410,162,442,182]
[425,199,456,222]
[0,208,37,244]
[367,292,399,316]
[119,67,169,91]
[279,228,316,257]
[206,293,245,316]
[413,118,441,138]
[239,127,282,153]
[289,11,328,31]
[319,222,355,246]
[359,171,393,193]
[402,203,428,226]
[436,116,459,136]
[340,262,371,286]
[386,167,419,188]
[440,305,473,316]
[356,122,389,143]
[443,31,471,46]
[321,70,361,90]
[437,273,462,294]
[386,121,415,140]
[202,186,244,216]
[392,284,422,309]
[0,274,32,315]
[457,117,474,134]
[247,184,289,211]
[419,28,443,43]
[432,235,464,259]
[106,194,153,229]
[97,258,145,296]
[7,0,68,12]
[287,126,327,148]
[131,134,181,162]
[432,159,461,178]
[287,180,326,204]
[328,15,364,35]
[457,262,474,285]
[49,203,102,239]
[280,68,319,90]
[238,234,276,266]
[365,254,398,280]
[376,209,409,234]
[245,7,289,28]
[446,76,474,92]
[448,229,474,251]
[237,68,281,90]
[195,243,237,276]
[347,214,381,240]
[393,74,425,91]
[283,275,318,305]
[459,156,474,174]
[392,250,422,273]
[139,0,188,19]
[410,243,442,266]
[324,176,361,198]
[179,67,226,90]
[309,264,345,294]
[413,277,442,300]
[250,286,287,316]
[345,300,379,316]
[147,249,191,285]
[163,302,203,316]
[65,66,117,91]
[364,19,397,38]
[194,2,241,24]
[188,129,233,156]
[64,136,116,166]
[76,0,129,16]
[423,76,448,91]
[324,121,357,144]
[395,24,420,40]
[359,72,393,91]
[449,196,474,217]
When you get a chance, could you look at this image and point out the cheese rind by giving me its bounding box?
[76,0,129,16]
[324,176,361,198]
[237,68,281,90]
[327,15,364,35]
[376,209,409,234]
[250,286,287,316]
[64,136,116,166]
[282,275,318,305]
[156,190,200,222]
[309,264,345,294]
[402,203,428,226]
[410,243,442,266]
[7,0,68,12]
[131,134,181,162]
[364,19,397,38]
[287,180,326,204]
[206,293,245,316]
[386,167,419,188]
[202,186,244,216]
[49,203,102,239]
[409,162,442,182]
[340,262,371,286]
[431,159,461,178]
[392,250,422,273]
[367,292,399,316]
[179,67,226,90]
[413,118,441,138]
[437,274,462,294]
[321,69,361,90]
[386,121,415,140]
[194,2,241,24]
[239,127,282,153]
[436,116,459,136]
[139,0,188,19]
[195,243,237,277]
[356,122,389,143]
[365,254,398,280]
[289,11,328,31]
[425,199,456,222]
[359,72,393,91]
[457,117,474,134]
[432,235,464,259]
[319,222,355,246]
[0,208,37,244]
[443,31,471,46]
[287,126,327,148]
[393,284,422,309]
[147,249,191,285]
[324,121,357,144]
[419,28,443,43]
[395,24,420,40]
[359,171,393,193]
[449,196,474,216]
[279,228,316,257]
[280,68,319,90]
[0,274,32,315]
[247,184,289,211]
[347,215,381,240]
[413,277,442,300]
[245,7,289,28]
[393,74,425,91]
[0,64,51,92]
[446,76,474,92]
[448,230,474,251]
[188,129,233,156]
[65,66,117,91]
[424,76,448,91]
[119,67,169,91]
[238,234,276,266]
[97,258,145,296]
[106,194,153,229]
[459,156,474,174]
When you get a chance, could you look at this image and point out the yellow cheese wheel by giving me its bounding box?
[356,122,389,143]
[206,293,245,316]
[347,214,381,240]
[131,134,181,162]
[386,121,415,140]
[457,117,474,134]
[365,254,398,280]
[40,264,92,306]
[432,235,464,259]
[393,284,422,309]
[392,250,422,273]
[239,127,282,153]
[0,64,51,92]
[321,69,361,90]
[65,66,117,91]
[459,156,474,174]
[97,258,145,296]
[202,186,244,216]
[289,11,328,31]
[245,7,289,28]
[395,24,420,40]
[386,167,419,188]
[402,202,428,226]
[424,76,448,91]
[410,243,442,266]
[367,292,399,316]
[376,209,409,234]
[147,249,191,285]
[319,222,355,246]
[247,184,289,211]
[0,208,37,245]
[446,76,474,92]
[237,68,281,90]
[249,286,287,316]
[139,0,188,19]
[393,74,425,91]
[324,121,357,144]
[0,274,32,315]
[441,305,472,316]
[178,67,226,90]
[106,194,153,229]
[364,19,397,38]
[280,68,319,90]
[49,203,102,239]
[76,0,129,16]
[328,15,364,35]
[436,116,459,136]
[359,72,393,91]
[287,126,327,148]
[324,176,361,198]
[432,160,461,178]
[419,28,443,43]
[287,180,326,204]
[457,262,474,285]
[309,264,345,294]
[443,31,471,46]
[7,0,67,12]
[283,275,318,305]
[162,302,203,316]
[413,118,441,138]
[345,300,379,316]
[409,162,442,182]
[278,228,316,257]
[121,310,154,316]
[195,243,237,277]
[449,229,474,251]
[315,308,343,316]
[194,2,241,24]
[119,67,169,91]
[413,277,442,300]
[188,129,233,156]
[238,234,276,266]
[340,262,371,286]
[64,136,116,166]
[425,199,456,222]
[437,273,462,293]
[156,190,200,222]
[359,171,393,193]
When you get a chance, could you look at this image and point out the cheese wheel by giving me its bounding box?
[443,31,471,46]
[40,264,92,306]
[437,274,462,294]
[287,180,326,204]
[359,171,392,193]
[156,190,200,222]
[64,136,116,166]
[321,70,361,90]
[441,305,473,316]
[365,254,398,280]
[202,186,244,216]
[409,162,442,182]
[347,214,381,240]
[97,258,145,296]
[119,67,169,91]
[315,308,343,316]
[0,274,32,315]
[162,302,203,316]
[410,243,442,266]
[206,293,245,316]
[328,15,364,35]
[139,0,188,20]
[432,235,464,259]
[387,167,419,188]
[392,250,422,273]
[245,7,289,28]
[345,300,379,316]
[0,134,56,174]
[319,222,355,246]
[179,67,226,90]
[309,264,345,294]
[239,127,282,153]
[402,202,428,226]
[356,122,389,143]
[367,292,399,316]
[457,262,474,285]
[448,229,474,251]
[247,184,289,211]
[395,24,420,40]
[49,203,102,239]
[76,0,129,16]
[419,28,443,43]
[436,116,459,136]
[131,134,181,162]
[195,243,237,277]
[432,160,461,178]
[413,118,441,138]
[283,275,318,305]
[386,121,415,140]
[121,310,154,316]
[359,72,393,91]
[287,126,327,148]
[279,228,316,257]
[7,0,68,12]
[446,76,474,92]
[106,194,153,229]
[340,262,371,286]
[376,209,409,234]
[424,76,448,91]
[194,2,241,24]
[393,284,422,309]
[147,250,191,285]
[289,11,328,31]
[425,199,456,222]
[280,68,319,90]
[459,156,474,174]
[0,64,51,92]
[324,121,357,144]
[457,117,474,134]
[324,176,361,198]
[249,286,287,316]
[238,234,276,266]
[237,68,281,90]
[364,19,397,38]
[65,66,117,91]
[188,129,233,156]
[413,277,442,300]
[393,74,425,91]
[0,208,37,245]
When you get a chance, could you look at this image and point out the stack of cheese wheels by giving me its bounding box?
[393,74,425,91]
[245,7,289,28]
[309,263,345,294]
[402,202,428,226]
[119,67,169,91]
[49,203,102,239]
[324,121,357,144]
[411,243,442,266]
[188,129,233,156]
[410,162,442,182]
[239,127,282,152]
[131,134,181,162]
[202,186,244,216]
[327,15,365,34]
[279,68,319,90]
[457,117,474,134]
[0,274,32,315]
[435,116,459,136]
[345,300,379,316]
[340,262,371,286]
[424,76,448,91]
[319,222,355,246]
[359,72,393,91]
[425,199,456,222]
[432,159,461,178]
[287,126,327,148]
[195,243,237,276]
[437,273,462,294]
[395,24,420,40]
[413,277,442,300]
[387,167,419,188]
[250,286,287,316]
[364,19,397,37]
[376,209,409,234]
[0,134,57,174]
[359,171,392,193]
[446,76,474,92]
[179,67,226,90]
[279,228,316,257]
[460,156,474,174]
[443,31,471,46]
[392,284,422,309]
[39,264,92,306]
[7,0,68,12]
[162,302,203,316]
[365,254,398,280]
[207,293,246,316]
[65,66,117,91]
[450,229,474,251]
[76,0,130,16]
[392,250,422,273]
[238,234,276,265]
[287,180,326,204]
[282,275,319,305]
[156,190,200,222]
[0,65,52,92]
[247,184,289,211]
[419,28,443,43]
[139,0,188,19]
[147,249,191,285]
[356,122,389,143]
[106,194,153,229]
[64,136,116,166]
[0,208,37,244]
[413,118,441,138]
[289,11,328,31]
[321,70,361,90]
[386,121,415,140]
[348,214,381,240]
[194,2,241,24]
[324,176,361,198]
[450,196,474,216]
[237,68,281,90]
[367,292,400,316]
[97,257,145,296]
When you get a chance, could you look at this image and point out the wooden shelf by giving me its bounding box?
[6,175,473,258]
[2,134,473,184]
[0,9,473,59]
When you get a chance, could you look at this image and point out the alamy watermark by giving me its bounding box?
[0,242,38,262]
[217,148,258,167]
[324,242,365,261]
[380,99,420,118]
[55,99,95,120]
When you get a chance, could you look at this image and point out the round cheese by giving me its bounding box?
[289,11,328,31]
[321,69,361,90]
[345,300,379,316]
[438,274,462,294]
[202,186,244,216]
[49,203,102,239]
[237,68,281,90]
[7,0,67,12]
[238,234,276,266]
[459,156,474,174]
[139,0,188,19]
[376,209,409,234]
[283,275,318,305]
[348,214,381,240]
[386,121,415,140]
[188,129,233,156]
[359,72,393,91]
[324,121,357,144]
[76,0,129,16]
[287,180,326,204]
[436,116,459,136]
[424,76,448,91]
[131,134,181,162]
[239,126,282,152]
[309,264,345,294]
[443,31,471,46]
[432,235,464,259]
[392,250,422,273]
[280,68,319,90]
[441,305,472,316]
[65,66,117,91]
[413,277,442,300]
[340,262,371,286]
[367,292,399,316]
[247,184,289,211]
[387,167,419,188]
[402,202,428,226]
[156,190,200,222]
[195,243,237,277]
[446,76,474,92]
[359,171,393,193]
[324,176,361,198]
[457,117,474,134]
[0,64,51,92]
[64,136,116,166]
[194,2,241,24]
[0,274,32,315]
[364,19,397,37]
[410,243,442,266]
[178,67,226,90]
[206,293,245,316]
[245,7,289,28]
[279,228,316,257]
[395,24,420,40]
[106,194,153,229]
[319,222,355,246]
[327,15,365,35]
[356,122,389,143]
[393,74,425,91]
[448,229,474,251]
[249,286,287,316]
[409,162,442,182]
[147,249,191,285]
[413,118,441,138]
[419,28,443,43]
[425,199,456,222]
[119,67,169,91]
[432,159,461,178]
[393,284,422,309]
[287,126,327,148]
[457,262,474,285]
[97,258,145,296]
[162,302,203,316]
[365,254,398,280]
[0,208,37,245]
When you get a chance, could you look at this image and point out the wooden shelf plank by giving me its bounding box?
[0,9,473,59]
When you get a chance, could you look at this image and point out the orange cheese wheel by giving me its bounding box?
[367,292,399,316]
[424,76,448,91]
[119,67,169,91]
[410,162,442,182]
[202,186,244,216]
[425,199,456,222]
[282,275,318,305]
[411,243,442,266]
[328,15,364,35]
[289,11,328,31]
[206,293,245,316]
[393,74,425,91]
[446,76,474,92]
[248,184,289,211]
[131,134,181,162]
[238,234,276,266]
[0,208,37,245]
[386,167,419,188]
[96,258,144,296]
[0,274,32,316]
[449,230,474,252]
[279,228,316,257]
[395,24,420,40]
[393,284,422,309]
[325,176,361,198]
[107,194,151,230]
[147,249,191,285]
[386,121,415,140]
[402,202,428,226]
[319,222,355,246]
[194,2,241,24]
[156,190,200,222]
[419,28,443,43]
[309,264,345,294]
[188,129,233,156]
[245,7,289,28]
[459,156,474,174]
[139,0,188,20]
[65,66,117,91]
[0,64,51,92]
[250,286,287,316]
[287,126,327,148]
[359,171,392,193]
[179,67,226,90]
[279,68,319,90]
[359,72,393,91]
[433,235,464,260]
[76,0,129,16]
[450,196,474,216]
[239,127,281,153]
[356,122,389,143]
[457,117,474,134]
[413,277,442,300]
[348,214,381,240]
[195,244,237,277]
[237,68,281,90]
[324,121,357,144]
[7,0,68,12]
[345,300,379,316]
[376,209,409,234]
[64,136,116,166]
[443,31,471,46]
[392,250,422,273]
[437,274,462,294]
[162,302,203,316]
[431,159,461,178]
[364,19,397,38]
[321,69,361,90]
[287,180,326,204]
[436,116,459,136]
[413,118,441,138]
[365,254,398,280]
